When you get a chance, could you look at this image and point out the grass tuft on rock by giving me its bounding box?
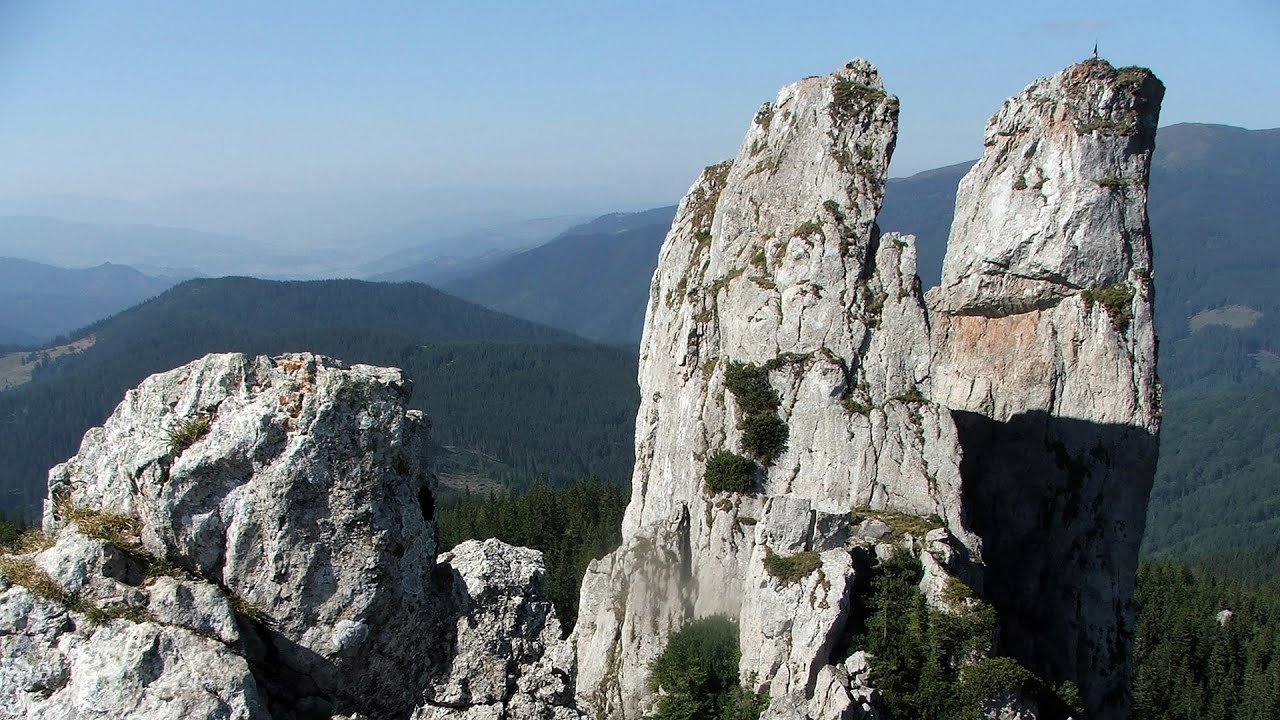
[852,507,943,539]
[167,413,211,451]
[763,549,821,584]
[57,500,141,550]
[0,556,71,604]
[1081,283,1135,332]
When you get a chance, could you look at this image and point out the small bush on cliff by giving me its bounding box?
[723,362,779,415]
[739,413,789,464]
[1081,283,1135,332]
[723,361,789,466]
[704,451,755,494]
[646,615,766,720]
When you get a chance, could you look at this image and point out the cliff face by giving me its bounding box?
[574,58,1162,720]
[0,353,580,720]
[929,59,1164,712]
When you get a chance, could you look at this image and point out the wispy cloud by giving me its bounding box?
[1039,18,1107,34]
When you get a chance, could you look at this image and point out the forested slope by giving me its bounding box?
[444,207,675,344]
[0,278,638,517]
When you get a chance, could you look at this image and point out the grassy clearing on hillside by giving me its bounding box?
[1189,304,1263,333]
[0,336,95,392]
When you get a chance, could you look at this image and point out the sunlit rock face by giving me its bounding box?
[573,58,1162,720]
[1,352,581,720]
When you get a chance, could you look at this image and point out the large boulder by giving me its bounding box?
[0,352,580,720]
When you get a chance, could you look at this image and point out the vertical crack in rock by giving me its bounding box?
[574,58,1162,720]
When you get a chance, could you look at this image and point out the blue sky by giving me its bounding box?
[0,0,1276,205]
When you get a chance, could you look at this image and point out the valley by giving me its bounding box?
[0,10,1275,713]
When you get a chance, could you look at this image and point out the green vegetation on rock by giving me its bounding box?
[1081,283,1135,332]
[829,75,887,125]
[646,615,767,720]
[704,450,756,495]
[763,549,821,584]
[166,414,210,451]
[739,413,789,465]
[852,507,943,539]
[723,361,789,464]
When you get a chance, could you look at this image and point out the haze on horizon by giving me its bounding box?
[0,0,1276,246]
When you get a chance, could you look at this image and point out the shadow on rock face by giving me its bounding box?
[232,567,458,720]
[953,409,1157,716]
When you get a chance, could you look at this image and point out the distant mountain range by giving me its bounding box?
[0,257,179,343]
[443,206,676,345]
[0,216,268,277]
[0,213,608,341]
[0,277,636,518]
[360,215,590,280]
[0,187,669,248]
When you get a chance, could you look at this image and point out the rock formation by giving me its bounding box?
[573,58,1163,720]
[0,353,580,720]
[0,57,1164,720]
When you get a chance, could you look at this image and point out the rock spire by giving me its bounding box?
[573,57,1163,720]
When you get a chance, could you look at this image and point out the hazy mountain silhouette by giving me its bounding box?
[0,257,179,342]
[442,206,676,344]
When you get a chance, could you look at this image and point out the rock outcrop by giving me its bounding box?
[0,57,1164,720]
[0,353,580,720]
[929,59,1164,714]
[573,58,1162,720]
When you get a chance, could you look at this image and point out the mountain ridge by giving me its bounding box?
[0,277,637,518]
[443,206,677,344]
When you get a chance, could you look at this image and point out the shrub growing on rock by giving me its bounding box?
[739,413,789,464]
[723,361,780,415]
[704,451,755,494]
[646,615,766,720]
[723,361,790,465]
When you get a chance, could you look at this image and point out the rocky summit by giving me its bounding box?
[0,353,579,720]
[572,58,1163,720]
[0,57,1164,720]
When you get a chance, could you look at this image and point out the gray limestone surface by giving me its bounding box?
[0,353,580,720]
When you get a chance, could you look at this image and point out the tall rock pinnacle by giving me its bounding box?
[574,58,1163,720]
[930,59,1165,715]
